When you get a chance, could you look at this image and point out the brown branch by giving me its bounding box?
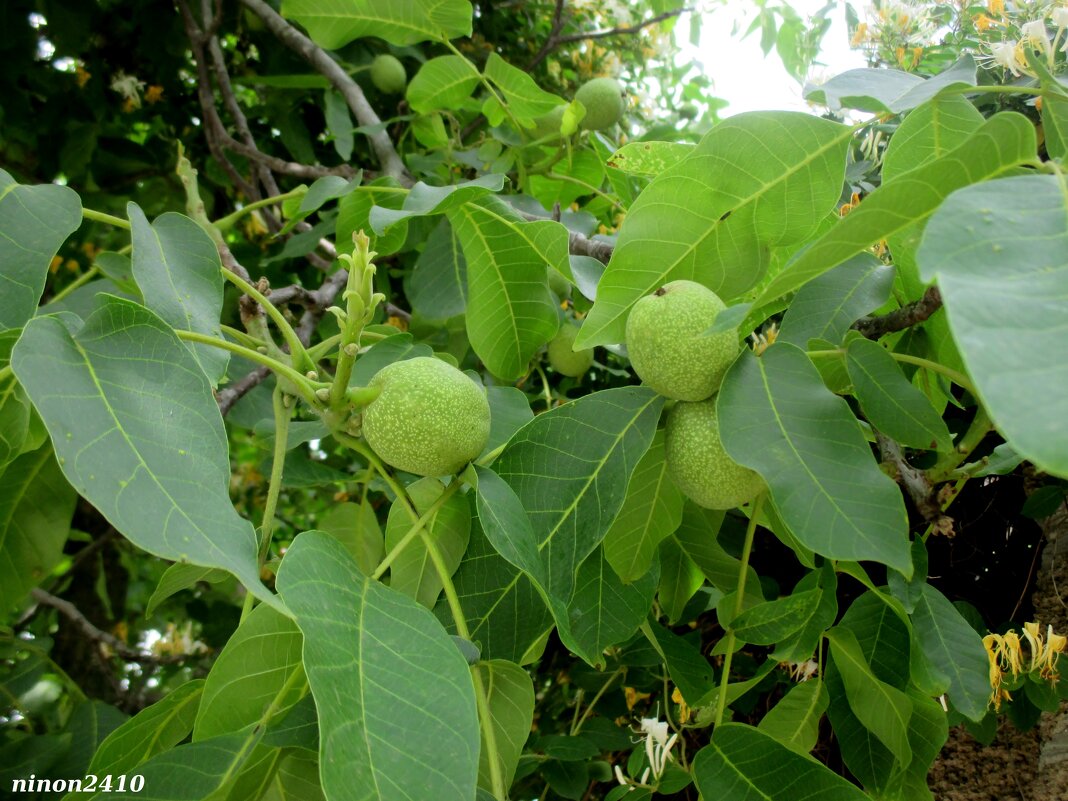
[853,285,942,339]
[30,588,191,665]
[526,0,568,71]
[516,209,615,263]
[876,431,954,534]
[240,0,412,185]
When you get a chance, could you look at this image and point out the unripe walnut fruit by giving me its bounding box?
[625,280,739,401]
[547,322,593,377]
[575,77,624,130]
[370,54,407,94]
[665,398,764,510]
[362,357,490,476]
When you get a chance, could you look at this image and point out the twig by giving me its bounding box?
[30,588,191,665]
[240,0,411,184]
[516,209,615,262]
[528,5,691,70]
[876,431,953,532]
[853,285,942,339]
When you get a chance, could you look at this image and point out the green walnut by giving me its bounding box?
[625,280,739,401]
[547,322,594,377]
[665,398,764,510]
[362,357,490,476]
[575,77,624,130]
[370,54,407,94]
[532,105,566,139]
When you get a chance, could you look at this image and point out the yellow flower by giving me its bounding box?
[75,65,91,88]
[671,686,691,725]
[850,22,869,47]
[49,255,63,274]
[623,686,651,711]
[975,14,996,32]
[988,0,1005,17]
[144,85,164,104]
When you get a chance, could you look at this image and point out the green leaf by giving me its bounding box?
[494,387,664,604]
[0,169,82,331]
[127,204,228,385]
[92,732,261,801]
[777,254,894,347]
[693,723,869,800]
[846,338,952,450]
[483,386,533,456]
[883,94,985,182]
[607,141,693,176]
[336,180,409,255]
[656,535,706,624]
[281,0,473,48]
[757,678,828,754]
[265,750,326,801]
[447,197,565,379]
[262,694,319,752]
[805,56,975,114]
[407,219,467,319]
[473,660,534,792]
[827,627,913,766]
[918,174,1068,478]
[277,530,480,801]
[751,112,1036,317]
[317,501,384,575]
[438,516,553,663]
[642,623,716,704]
[11,297,280,612]
[670,503,762,602]
[576,112,850,347]
[1,734,71,790]
[567,549,658,663]
[0,444,76,614]
[370,175,506,233]
[407,55,480,114]
[719,344,911,574]
[602,430,684,583]
[384,477,471,608]
[732,589,821,646]
[0,370,33,471]
[910,584,989,721]
[483,53,562,121]
[49,701,127,787]
[1041,90,1068,160]
[323,90,354,161]
[82,680,204,780]
[194,605,305,740]
[773,564,837,663]
[146,563,228,616]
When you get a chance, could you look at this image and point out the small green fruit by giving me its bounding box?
[547,322,594,377]
[575,77,624,130]
[532,105,566,139]
[370,54,407,94]
[625,280,739,401]
[665,397,764,510]
[547,266,571,298]
[362,357,490,476]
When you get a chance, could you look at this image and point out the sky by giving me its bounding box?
[682,0,868,115]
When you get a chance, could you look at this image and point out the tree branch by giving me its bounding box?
[239,0,412,185]
[30,588,191,665]
[517,209,615,262]
[526,0,568,71]
[853,285,942,339]
[876,431,954,534]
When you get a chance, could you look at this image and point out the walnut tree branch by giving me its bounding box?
[876,431,953,533]
[239,0,412,185]
[853,285,942,339]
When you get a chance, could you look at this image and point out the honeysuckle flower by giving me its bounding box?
[990,40,1025,75]
[1054,7,1068,28]
[1020,19,1052,56]
[110,70,145,108]
[988,0,1005,17]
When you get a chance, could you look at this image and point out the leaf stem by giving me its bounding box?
[371,479,462,580]
[927,405,993,483]
[713,493,764,728]
[82,207,131,229]
[806,347,975,395]
[221,269,311,372]
[472,666,508,801]
[571,665,625,736]
[173,330,319,406]
[214,188,307,231]
[49,265,100,304]
[241,386,291,623]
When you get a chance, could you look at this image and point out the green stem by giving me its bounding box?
[713,493,764,728]
[806,348,976,395]
[571,666,625,736]
[928,405,993,483]
[219,324,267,350]
[371,480,462,580]
[50,265,100,304]
[174,330,319,406]
[475,442,508,467]
[333,431,417,516]
[0,365,11,384]
[445,40,525,135]
[534,363,553,412]
[82,208,131,229]
[241,386,290,623]
[551,173,625,212]
[472,667,508,801]
[214,188,306,231]
[221,270,311,372]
